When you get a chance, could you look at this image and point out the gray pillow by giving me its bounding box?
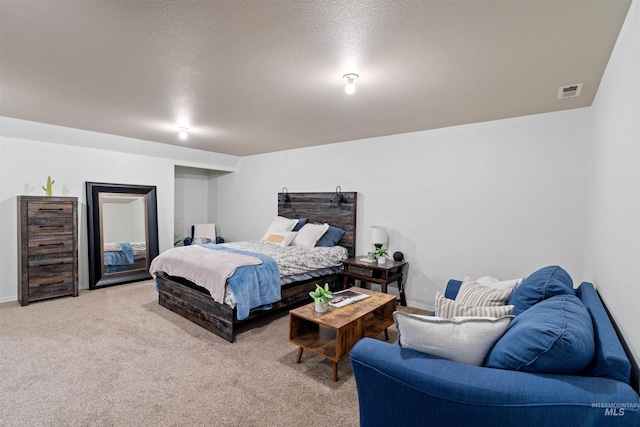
[394,311,513,366]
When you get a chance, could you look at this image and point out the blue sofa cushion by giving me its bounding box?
[444,279,463,299]
[508,265,574,315]
[486,294,595,374]
[577,283,632,383]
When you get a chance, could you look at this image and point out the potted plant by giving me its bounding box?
[309,283,333,312]
[375,247,389,265]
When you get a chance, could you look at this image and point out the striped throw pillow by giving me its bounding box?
[436,293,515,318]
[456,280,514,307]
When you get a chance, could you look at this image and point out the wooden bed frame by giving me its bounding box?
[156,191,357,342]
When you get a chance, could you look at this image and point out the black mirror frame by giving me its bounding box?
[86,182,159,289]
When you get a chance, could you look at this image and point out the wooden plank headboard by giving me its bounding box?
[278,192,357,257]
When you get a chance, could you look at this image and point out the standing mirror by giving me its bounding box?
[86,182,159,289]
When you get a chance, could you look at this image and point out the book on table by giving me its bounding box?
[329,289,370,308]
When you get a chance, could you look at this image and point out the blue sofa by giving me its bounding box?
[350,271,640,426]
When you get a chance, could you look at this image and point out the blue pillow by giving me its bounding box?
[508,265,574,315]
[292,218,308,232]
[316,225,345,247]
[485,295,595,374]
[578,283,631,383]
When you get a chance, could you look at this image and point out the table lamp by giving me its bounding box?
[371,226,388,250]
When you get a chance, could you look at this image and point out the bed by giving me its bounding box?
[153,191,357,342]
[104,241,147,274]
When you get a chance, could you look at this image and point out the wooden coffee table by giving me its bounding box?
[289,287,396,381]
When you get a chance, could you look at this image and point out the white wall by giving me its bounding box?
[208,172,224,236]
[0,118,238,302]
[174,166,212,243]
[216,108,591,309]
[102,197,146,243]
[584,0,639,365]
[174,167,229,244]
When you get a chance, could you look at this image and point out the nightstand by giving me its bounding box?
[342,256,409,306]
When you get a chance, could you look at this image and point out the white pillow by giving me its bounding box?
[264,231,297,247]
[291,223,329,248]
[475,275,524,291]
[393,312,514,366]
[261,216,298,240]
[473,275,498,286]
[194,223,216,239]
[455,280,514,307]
[436,293,515,318]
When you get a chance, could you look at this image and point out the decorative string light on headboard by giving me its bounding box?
[330,186,345,204]
[279,187,290,204]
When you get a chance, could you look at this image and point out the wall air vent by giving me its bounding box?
[558,83,583,99]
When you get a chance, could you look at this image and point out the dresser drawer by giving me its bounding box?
[28,263,75,300]
[28,201,74,218]
[27,216,74,235]
[28,234,74,256]
[28,256,75,268]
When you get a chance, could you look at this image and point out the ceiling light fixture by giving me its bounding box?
[343,73,359,95]
[178,127,188,140]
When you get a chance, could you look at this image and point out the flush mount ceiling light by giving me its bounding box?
[343,73,359,95]
[178,127,188,140]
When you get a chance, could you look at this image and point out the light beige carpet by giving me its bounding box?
[0,280,427,427]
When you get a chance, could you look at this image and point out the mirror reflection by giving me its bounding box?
[100,194,148,275]
[86,182,159,289]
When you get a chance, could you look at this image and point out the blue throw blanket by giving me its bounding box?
[203,244,281,320]
[104,242,134,266]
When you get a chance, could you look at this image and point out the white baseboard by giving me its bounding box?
[356,281,434,312]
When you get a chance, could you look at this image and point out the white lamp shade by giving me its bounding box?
[371,226,388,247]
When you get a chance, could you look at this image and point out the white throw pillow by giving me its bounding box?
[264,231,297,247]
[455,280,514,307]
[473,275,497,285]
[194,223,216,239]
[436,293,515,318]
[475,275,524,291]
[291,223,329,248]
[393,312,514,366]
[261,216,298,240]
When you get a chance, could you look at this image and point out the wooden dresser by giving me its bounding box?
[18,196,79,306]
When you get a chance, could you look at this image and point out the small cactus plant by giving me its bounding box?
[42,176,55,197]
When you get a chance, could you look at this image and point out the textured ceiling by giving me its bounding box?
[0,0,632,156]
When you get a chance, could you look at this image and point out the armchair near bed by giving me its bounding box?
[350,266,640,426]
[183,223,224,246]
